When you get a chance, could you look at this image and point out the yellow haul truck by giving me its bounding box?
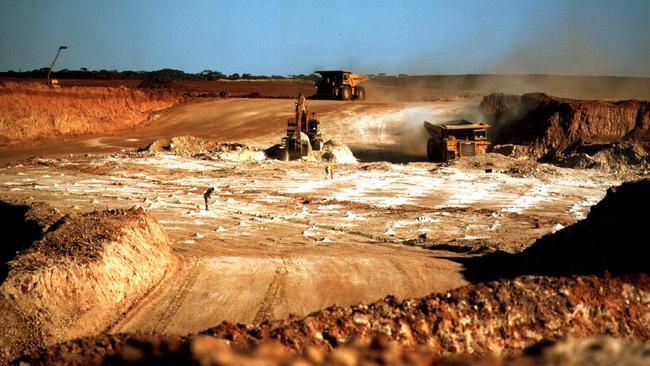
[314,70,369,101]
[423,120,490,162]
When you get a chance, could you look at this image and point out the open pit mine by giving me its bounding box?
[0,76,649,365]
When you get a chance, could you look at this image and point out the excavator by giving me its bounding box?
[313,70,369,101]
[46,46,68,88]
[279,95,323,160]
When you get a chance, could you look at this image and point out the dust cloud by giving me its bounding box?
[326,101,480,159]
[393,104,479,156]
[364,75,650,102]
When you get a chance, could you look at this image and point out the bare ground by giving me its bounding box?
[1,86,648,363]
[0,149,632,339]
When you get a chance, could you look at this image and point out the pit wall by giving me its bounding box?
[480,93,650,157]
[0,208,175,361]
[0,81,182,146]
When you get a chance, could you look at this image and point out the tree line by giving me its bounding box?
[0,68,321,81]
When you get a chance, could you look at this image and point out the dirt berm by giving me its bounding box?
[480,93,650,163]
[14,274,650,365]
[459,178,650,282]
[0,204,174,362]
[112,335,650,366]
[0,81,182,147]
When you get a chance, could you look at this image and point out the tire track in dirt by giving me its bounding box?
[229,208,389,243]
[388,258,417,293]
[105,254,182,334]
[252,255,291,324]
[152,257,204,334]
[111,256,204,334]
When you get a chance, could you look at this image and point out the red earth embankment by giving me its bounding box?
[0,81,182,147]
[480,93,650,162]
[0,205,174,362]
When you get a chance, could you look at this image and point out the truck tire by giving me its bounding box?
[355,86,366,101]
[340,87,352,101]
[427,138,438,161]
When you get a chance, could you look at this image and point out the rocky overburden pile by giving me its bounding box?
[480,93,650,169]
[140,136,266,161]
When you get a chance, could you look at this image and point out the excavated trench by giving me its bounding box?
[2,90,650,364]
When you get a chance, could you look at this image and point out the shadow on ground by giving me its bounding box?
[0,201,61,283]
[349,144,428,164]
[0,202,42,282]
[442,179,650,283]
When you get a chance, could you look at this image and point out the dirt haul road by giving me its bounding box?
[0,98,626,338]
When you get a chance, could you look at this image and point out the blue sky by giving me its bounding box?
[1,0,649,76]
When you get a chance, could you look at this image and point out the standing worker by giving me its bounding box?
[204,187,215,211]
[325,164,334,180]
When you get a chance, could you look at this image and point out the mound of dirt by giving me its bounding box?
[264,139,357,164]
[320,140,357,164]
[140,136,266,161]
[556,140,649,171]
[454,153,560,180]
[0,206,174,362]
[20,335,650,366]
[460,179,650,282]
[15,275,650,365]
[202,275,649,354]
[0,81,182,147]
[480,93,650,165]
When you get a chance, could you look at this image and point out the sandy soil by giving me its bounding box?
[0,149,625,337]
[0,90,645,360]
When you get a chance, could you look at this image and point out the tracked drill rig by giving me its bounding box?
[46,45,68,88]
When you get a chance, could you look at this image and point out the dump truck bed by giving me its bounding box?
[424,120,490,162]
